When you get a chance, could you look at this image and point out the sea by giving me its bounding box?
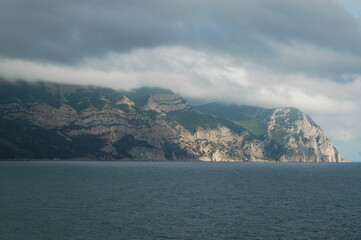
[1,161,361,240]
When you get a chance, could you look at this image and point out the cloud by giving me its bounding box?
[1,0,361,78]
[1,46,360,115]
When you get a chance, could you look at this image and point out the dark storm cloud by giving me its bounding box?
[1,0,361,76]
[0,0,182,62]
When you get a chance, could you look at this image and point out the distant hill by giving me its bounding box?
[0,79,344,162]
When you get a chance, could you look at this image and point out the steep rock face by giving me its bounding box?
[0,80,343,162]
[1,103,78,129]
[143,94,188,113]
[176,126,247,161]
[116,96,135,108]
[268,107,341,162]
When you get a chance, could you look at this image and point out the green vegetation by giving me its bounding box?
[275,108,301,126]
[166,109,246,134]
[196,103,266,121]
[232,119,268,136]
[67,90,100,112]
[166,110,218,133]
[65,85,174,112]
[0,117,105,159]
[195,103,269,136]
[66,87,124,112]
[0,80,61,108]
[288,107,301,123]
[271,108,303,145]
[271,128,289,145]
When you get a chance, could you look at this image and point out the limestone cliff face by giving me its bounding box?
[143,94,188,113]
[0,80,343,162]
[267,107,341,162]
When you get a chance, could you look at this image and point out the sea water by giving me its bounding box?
[1,161,361,240]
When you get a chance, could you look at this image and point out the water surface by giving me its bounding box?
[1,161,361,239]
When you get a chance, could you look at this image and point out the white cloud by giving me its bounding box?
[1,46,360,116]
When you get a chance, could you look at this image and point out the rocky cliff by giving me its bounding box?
[0,80,344,162]
[267,107,341,162]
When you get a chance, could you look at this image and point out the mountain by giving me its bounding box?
[0,79,344,162]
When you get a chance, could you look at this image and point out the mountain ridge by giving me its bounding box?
[0,79,346,162]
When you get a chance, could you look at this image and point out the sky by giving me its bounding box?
[0,0,360,161]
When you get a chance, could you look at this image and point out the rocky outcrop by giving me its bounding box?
[116,96,135,108]
[268,107,341,162]
[0,80,343,162]
[0,103,77,128]
[143,94,188,113]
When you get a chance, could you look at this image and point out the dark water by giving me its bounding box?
[1,162,361,240]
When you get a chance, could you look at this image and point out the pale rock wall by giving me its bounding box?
[268,107,341,162]
[143,94,188,113]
